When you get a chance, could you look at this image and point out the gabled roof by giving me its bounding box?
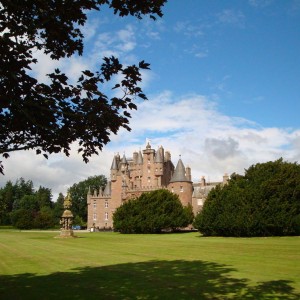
[169,158,190,183]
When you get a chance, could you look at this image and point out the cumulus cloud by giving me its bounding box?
[1,91,299,198]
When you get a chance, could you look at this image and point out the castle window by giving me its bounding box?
[148,168,150,173]
[105,212,108,220]
[147,177,151,183]
[93,202,97,209]
[180,186,183,192]
[171,187,174,192]
[93,213,97,221]
[105,201,108,208]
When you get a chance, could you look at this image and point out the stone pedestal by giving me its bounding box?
[60,229,74,238]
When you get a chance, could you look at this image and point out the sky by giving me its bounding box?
[1,0,300,200]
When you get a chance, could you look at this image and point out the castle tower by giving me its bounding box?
[154,146,164,186]
[110,154,119,182]
[168,157,193,207]
[142,142,155,187]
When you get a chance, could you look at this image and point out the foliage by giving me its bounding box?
[34,206,56,229]
[68,175,107,221]
[0,178,35,224]
[10,208,34,229]
[73,215,86,227]
[194,159,300,237]
[53,193,65,223]
[113,189,192,233]
[0,177,56,228]
[0,0,167,174]
[0,175,107,228]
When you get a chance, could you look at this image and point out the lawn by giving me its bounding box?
[0,230,299,299]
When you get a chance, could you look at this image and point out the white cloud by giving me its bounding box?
[2,91,298,199]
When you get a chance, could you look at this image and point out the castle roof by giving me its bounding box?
[121,153,127,164]
[169,158,190,183]
[110,155,118,170]
[154,147,163,163]
[137,150,143,164]
[103,181,111,196]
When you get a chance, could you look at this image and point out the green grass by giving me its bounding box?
[0,230,299,299]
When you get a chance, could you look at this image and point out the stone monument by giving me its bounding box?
[59,192,75,238]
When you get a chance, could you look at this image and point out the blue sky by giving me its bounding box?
[1,0,300,199]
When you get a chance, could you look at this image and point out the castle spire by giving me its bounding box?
[154,147,163,163]
[110,155,118,170]
[137,150,143,165]
[169,157,190,183]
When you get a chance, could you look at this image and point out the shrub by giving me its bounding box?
[194,159,300,237]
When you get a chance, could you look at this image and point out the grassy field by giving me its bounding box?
[0,230,299,299]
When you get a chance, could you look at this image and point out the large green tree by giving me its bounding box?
[0,177,56,227]
[0,0,167,174]
[68,175,107,221]
[194,159,300,237]
[113,189,193,233]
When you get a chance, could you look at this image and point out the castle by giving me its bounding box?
[87,142,229,229]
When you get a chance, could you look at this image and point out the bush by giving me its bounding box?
[194,159,300,237]
[113,189,193,233]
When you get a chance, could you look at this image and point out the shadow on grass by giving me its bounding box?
[0,260,299,299]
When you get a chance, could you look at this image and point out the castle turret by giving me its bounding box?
[154,146,164,180]
[142,142,155,187]
[103,181,111,196]
[110,155,118,181]
[169,157,188,183]
[168,157,193,207]
[120,153,128,173]
[137,150,143,165]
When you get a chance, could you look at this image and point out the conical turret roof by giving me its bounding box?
[110,155,118,170]
[154,147,163,163]
[121,153,127,164]
[169,158,189,183]
[103,181,111,196]
[137,150,143,165]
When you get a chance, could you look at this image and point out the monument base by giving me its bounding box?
[57,229,75,238]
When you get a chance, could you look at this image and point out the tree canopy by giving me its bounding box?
[0,0,167,174]
[0,177,56,228]
[113,189,194,233]
[193,159,300,237]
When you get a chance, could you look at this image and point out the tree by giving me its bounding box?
[68,175,107,221]
[35,186,53,209]
[53,193,65,223]
[34,206,55,229]
[0,0,167,174]
[0,177,55,227]
[194,159,300,237]
[113,189,192,233]
[0,180,14,224]
[10,208,34,229]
